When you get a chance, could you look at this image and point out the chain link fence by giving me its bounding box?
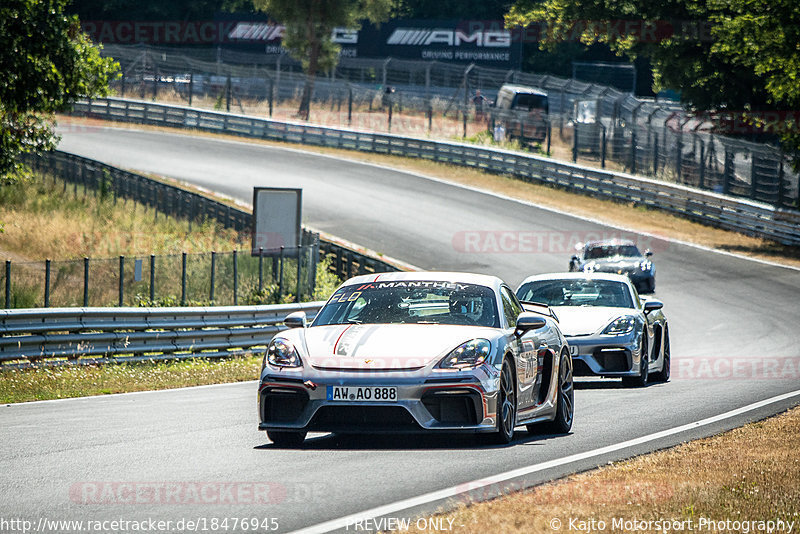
[97,43,799,210]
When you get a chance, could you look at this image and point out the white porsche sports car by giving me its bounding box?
[258,272,574,446]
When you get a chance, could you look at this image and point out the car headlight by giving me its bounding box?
[265,338,302,368]
[438,339,491,369]
[602,317,636,335]
[639,260,652,271]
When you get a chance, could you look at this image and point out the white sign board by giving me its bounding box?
[252,187,302,256]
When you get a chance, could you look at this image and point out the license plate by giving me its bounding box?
[326,386,397,402]
[569,345,579,356]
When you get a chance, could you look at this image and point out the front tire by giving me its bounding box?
[267,430,307,447]
[487,357,517,444]
[652,328,671,382]
[622,335,649,387]
[531,350,574,434]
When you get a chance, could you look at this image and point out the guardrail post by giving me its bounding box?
[278,247,285,299]
[119,256,125,306]
[232,249,238,305]
[5,260,10,309]
[181,252,187,306]
[258,247,264,292]
[210,251,216,302]
[44,259,51,308]
[83,257,90,307]
[149,254,156,303]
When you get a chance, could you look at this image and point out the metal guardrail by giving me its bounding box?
[0,301,324,367]
[72,98,800,245]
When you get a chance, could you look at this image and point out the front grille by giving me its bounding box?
[421,389,481,425]
[594,348,630,372]
[307,405,420,432]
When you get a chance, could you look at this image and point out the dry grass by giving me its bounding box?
[0,355,261,403]
[0,173,246,262]
[59,115,800,268]
[407,406,800,533]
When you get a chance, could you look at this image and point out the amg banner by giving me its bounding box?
[82,17,522,68]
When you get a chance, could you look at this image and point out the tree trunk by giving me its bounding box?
[298,43,321,121]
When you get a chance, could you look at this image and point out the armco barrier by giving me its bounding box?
[0,302,324,367]
[70,97,800,245]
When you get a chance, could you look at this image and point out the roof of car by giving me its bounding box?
[584,238,638,248]
[341,271,504,290]
[499,84,548,96]
[517,272,633,288]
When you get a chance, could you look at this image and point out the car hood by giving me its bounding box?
[300,324,498,370]
[585,257,643,272]
[552,306,636,336]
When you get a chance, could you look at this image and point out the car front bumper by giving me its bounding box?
[257,365,501,434]
[567,332,643,377]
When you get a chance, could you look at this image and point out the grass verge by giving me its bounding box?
[407,405,800,533]
[0,355,262,404]
[59,116,800,268]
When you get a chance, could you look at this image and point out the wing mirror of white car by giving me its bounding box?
[284,311,307,329]
[515,312,546,336]
[645,250,653,257]
[643,299,663,314]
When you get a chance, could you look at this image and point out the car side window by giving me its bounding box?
[500,286,523,328]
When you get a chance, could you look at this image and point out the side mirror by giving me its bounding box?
[515,312,546,336]
[645,250,653,257]
[570,255,580,262]
[643,299,663,314]
[284,311,307,329]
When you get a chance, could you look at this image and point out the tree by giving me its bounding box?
[505,0,800,163]
[0,0,118,181]
[252,0,395,120]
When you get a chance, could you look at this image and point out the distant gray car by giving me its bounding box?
[516,273,669,387]
[258,271,573,446]
[569,239,656,293]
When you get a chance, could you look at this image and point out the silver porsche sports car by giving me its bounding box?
[516,273,669,387]
[258,272,574,446]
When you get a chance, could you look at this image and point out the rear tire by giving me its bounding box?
[622,335,649,387]
[530,350,574,434]
[267,430,307,447]
[652,328,671,383]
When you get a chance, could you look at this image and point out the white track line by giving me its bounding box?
[288,388,800,534]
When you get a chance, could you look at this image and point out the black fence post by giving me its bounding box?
[295,247,302,303]
[258,247,264,292]
[427,103,433,133]
[226,73,231,113]
[119,256,125,306]
[188,71,194,107]
[600,125,607,168]
[149,254,156,303]
[462,108,467,139]
[723,148,732,195]
[5,260,10,309]
[698,140,706,189]
[44,259,51,308]
[268,78,274,117]
[572,125,578,162]
[83,257,90,307]
[181,252,187,306]
[232,249,238,305]
[348,87,353,125]
[278,247,285,299]
[630,130,637,174]
[388,101,393,132]
[653,132,659,175]
[209,251,216,302]
[546,121,552,156]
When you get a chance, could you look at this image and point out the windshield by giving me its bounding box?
[517,279,634,309]
[513,93,548,112]
[313,281,500,328]
[585,244,642,259]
